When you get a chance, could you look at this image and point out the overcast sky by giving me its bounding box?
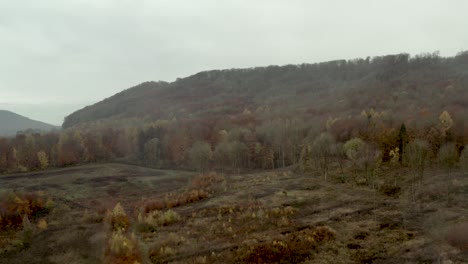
[1,0,467,125]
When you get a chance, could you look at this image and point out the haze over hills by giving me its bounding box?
[0,110,59,136]
[63,52,468,129]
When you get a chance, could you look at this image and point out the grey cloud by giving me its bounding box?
[1,0,467,125]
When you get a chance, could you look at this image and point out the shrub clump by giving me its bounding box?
[104,230,142,264]
[136,209,181,232]
[105,203,130,232]
[313,226,337,242]
[144,190,209,212]
[0,192,53,230]
[158,210,181,226]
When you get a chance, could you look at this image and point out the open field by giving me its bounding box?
[1,163,468,263]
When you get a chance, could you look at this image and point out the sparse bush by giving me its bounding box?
[37,219,48,230]
[438,142,459,204]
[82,209,104,224]
[48,251,83,264]
[379,184,401,197]
[185,189,209,203]
[460,145,468,170]
[149,245,175,263]
[446,222,468,250]
[136,210,160,233]
[239,228,324,263]
[312,226,336,242]
[191,172,226,193]
[19,215,34,248]
[404,139,430,201]
[343,138,381,186]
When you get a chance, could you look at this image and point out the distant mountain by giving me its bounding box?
[63,52,468,128]
[0,110,59,136]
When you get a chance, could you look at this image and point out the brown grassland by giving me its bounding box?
[0,163,467,263]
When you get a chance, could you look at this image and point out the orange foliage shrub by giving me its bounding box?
[166,190,209,208]
[0,192,52,229]
[142,172,223,214]
[144,199,166,213]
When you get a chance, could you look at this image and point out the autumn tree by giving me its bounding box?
[0,139,9,173]
[82,133,106,162]
[37,151,49,170]
[16,134,39,170]
[439,111,453,141]
[214,142,233,171]
[57,133,80,167]
[259,145,275,170]
[188,141,212,171]
[164,131,189,166]
[144,138,161,166]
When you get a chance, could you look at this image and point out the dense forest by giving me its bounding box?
[1,51,468,174]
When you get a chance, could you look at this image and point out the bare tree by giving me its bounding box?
[310,132,335,181]
[438,142,458,205]
[460,145,468,171]
[403,139,429,201]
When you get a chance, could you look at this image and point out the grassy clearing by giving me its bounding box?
[0,163,467,263]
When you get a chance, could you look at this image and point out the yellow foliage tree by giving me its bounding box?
[439,110,453,137]
[37,151,49,170]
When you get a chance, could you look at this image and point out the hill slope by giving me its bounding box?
[0,110,59,136]
[63,52,468,128]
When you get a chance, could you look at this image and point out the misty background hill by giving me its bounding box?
[63,52,468,129]
[0,110,59,136]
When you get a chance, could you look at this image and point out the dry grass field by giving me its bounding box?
[1,163,467,263]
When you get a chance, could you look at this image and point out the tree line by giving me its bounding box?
[1,108,468,177]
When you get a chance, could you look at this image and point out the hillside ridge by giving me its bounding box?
[0,110,59,136]
[63,52,468,128]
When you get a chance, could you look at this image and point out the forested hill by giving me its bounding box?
[0,110,59,136]
[64,52,468,129]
